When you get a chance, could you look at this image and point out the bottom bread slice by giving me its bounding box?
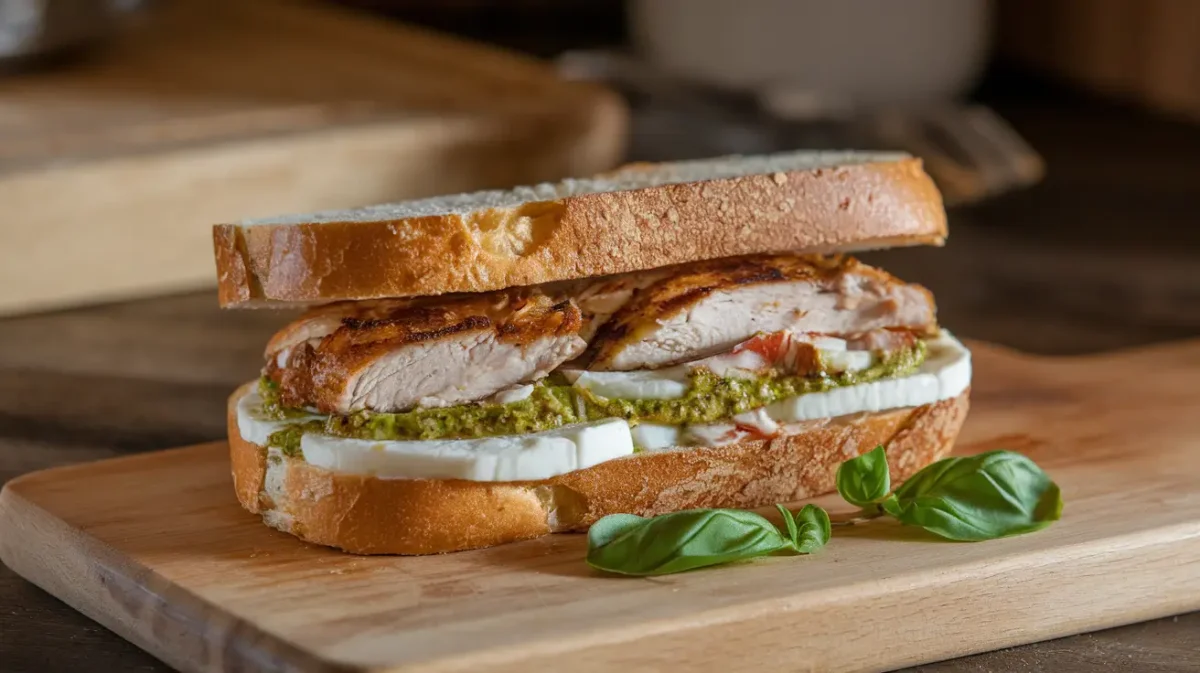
[227,382,970,554]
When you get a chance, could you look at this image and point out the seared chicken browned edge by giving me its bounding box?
[259,254,938,445]
[268,291,585,414]
[588,255,935,371]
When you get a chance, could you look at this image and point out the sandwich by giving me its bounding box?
[214,151,971,555]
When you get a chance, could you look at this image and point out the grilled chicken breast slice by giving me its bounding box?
[589,254,936,371]
[265,298,417,368]
[269,291,586,414]
[267,270,664,370]
[551,270,670,342]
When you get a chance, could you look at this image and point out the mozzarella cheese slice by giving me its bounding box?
[631,422,682,451]
[764,331,970,423]
[563,368,690,400]
[301,419,633,481]
[811,337,874,373]
[565,335,881,401]
[633,332,971,449]
[238,394,633,481]
[235,393,323,445]
[237,332,971,480]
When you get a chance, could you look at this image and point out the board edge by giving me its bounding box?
[0,470,365,673]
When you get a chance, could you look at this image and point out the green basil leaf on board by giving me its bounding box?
[586,505,831,576]
[792,504,832,553]
[586,509,789,576]
[835,445,892,508]
[585,514,647,549]
[886,451,1064,541]
[584,448,1062,576]
[776,504,800,544]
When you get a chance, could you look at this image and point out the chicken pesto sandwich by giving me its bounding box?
[213,151,971,554]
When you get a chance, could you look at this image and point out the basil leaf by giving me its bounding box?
[776,504,799,546]
[586,513,646,548]
[835,445,892,507]
[792,504,831,553]
[888,450,1063,541]
[586,509,790,576]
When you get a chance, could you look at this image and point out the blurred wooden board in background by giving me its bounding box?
[0,0,626,316]
[998,0,1200,120]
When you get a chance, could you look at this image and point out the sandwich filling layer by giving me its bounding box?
[241,253,965,481]
[261,254,937,415]
[237,331,971,481]
[256,335,926,448]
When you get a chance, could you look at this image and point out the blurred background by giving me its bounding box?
[3,0,1200,342]
[1,0,1199,415]
[0,3,1198,417]
[2,2,1200,670]
[2,0,1198,354]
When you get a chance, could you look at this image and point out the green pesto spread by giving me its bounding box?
[261,384,583,458]
[268,421,322,458]
[257,341,926,455]
[327,384,581,442]
[257,378,317,421]
[575,342,925,425]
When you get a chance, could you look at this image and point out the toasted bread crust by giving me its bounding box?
[214,158,946,308]
[227,382,969,554]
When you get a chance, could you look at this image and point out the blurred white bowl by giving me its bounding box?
[630,0,992,108]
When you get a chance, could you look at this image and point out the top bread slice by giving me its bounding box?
[213,151,946,308]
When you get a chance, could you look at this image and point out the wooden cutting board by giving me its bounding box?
[3,340,1200,673]
[0,0,625,316]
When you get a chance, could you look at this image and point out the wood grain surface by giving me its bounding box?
[3,339,1200,673]
[0,0,625,315]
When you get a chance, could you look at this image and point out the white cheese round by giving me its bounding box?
[565,368,690,400]
[764,331,970,423]
[300,419,634,481]
[235,392,323,445]
[630,422,682,451]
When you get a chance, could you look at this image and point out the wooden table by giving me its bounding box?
[3,85,1200,673]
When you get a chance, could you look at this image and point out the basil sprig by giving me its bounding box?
[586,504,830,576]
[837,446,1063,541]
[586,446,1061,577]
[834,444,891,508]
